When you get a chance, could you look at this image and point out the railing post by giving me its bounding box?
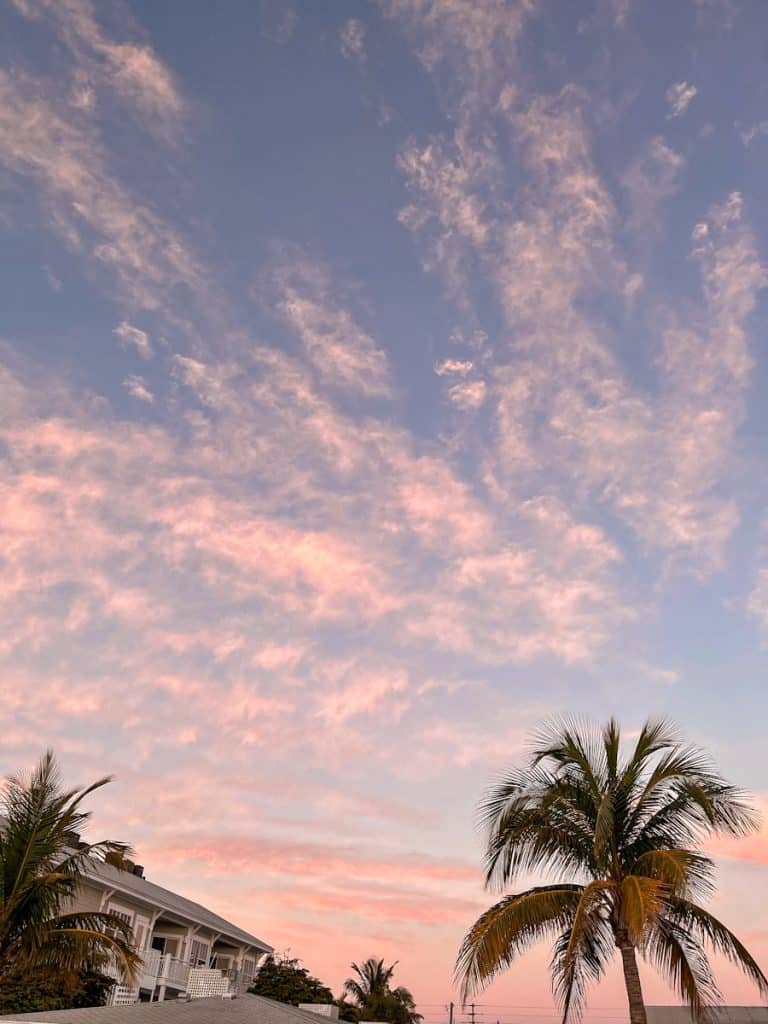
[156,954,169,1002]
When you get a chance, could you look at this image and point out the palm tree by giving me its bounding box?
[0,750,140,986]
[345,958,398,1007]
[456,718,768,1024]
[344,958,422,1024]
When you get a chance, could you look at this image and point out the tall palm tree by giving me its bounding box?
[0,750,140,985]
[456,718,768,1024]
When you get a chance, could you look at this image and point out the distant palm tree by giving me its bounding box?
[456,718,768,1024]
[0,751,140,985]
[345,958,398,1006]
[344,958,422,1024]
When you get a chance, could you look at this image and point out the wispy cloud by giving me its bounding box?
[340,19,367,63]
[259,1,298,44]
[622,136,685,235]
[0,71,204,312]
[115,321,153,359]
[396,61,764,575]
[122,374,154,402]
[380,0,536,101]
[665,80,697,119]
[264,254,392,397]
[10,0,184,136]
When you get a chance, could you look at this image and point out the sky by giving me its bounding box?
[1,0,768,1018]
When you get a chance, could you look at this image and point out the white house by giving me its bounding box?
[71,853,273,1004]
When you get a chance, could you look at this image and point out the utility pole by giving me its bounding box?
[448,1002,454,1024]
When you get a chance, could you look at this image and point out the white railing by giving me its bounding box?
[138,948,163,991]
[106,948,239,1001]
[110,984,140,1006]
[187,967,233,999]
[159,954,191,990]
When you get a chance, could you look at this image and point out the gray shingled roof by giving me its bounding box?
[0,816,270,956]
[647,1010,768,1024]
[1,995,333,1024]
[84,860,272,954]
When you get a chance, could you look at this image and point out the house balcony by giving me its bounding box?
[107,949,192,1003]
[157,953,191,992]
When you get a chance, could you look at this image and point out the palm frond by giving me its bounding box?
[620,875,665,944]
[664,898,768,997]
[643,917,721,1024]
[455,884,584,1001]
[602,719,621,784]
[551,893,615,1024]
[631,849,714,900]
[0,751,135,982]
[531,718,605,805]
[593,791,615,867]
[36,924,140,984]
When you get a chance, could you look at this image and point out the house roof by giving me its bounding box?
[84,860,272,954]
[1,995,331,1024]
[0,816,271,956]
[647,1010,768,1024]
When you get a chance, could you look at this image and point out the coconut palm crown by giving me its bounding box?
[456,718,768,1024]
[345,958,399,1006]
[344,958,423,1024]
[0,750,140,984]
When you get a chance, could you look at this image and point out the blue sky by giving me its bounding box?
[2,0,768,1014]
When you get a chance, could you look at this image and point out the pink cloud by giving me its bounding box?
[138,835,480,886]
[266,254,392,398]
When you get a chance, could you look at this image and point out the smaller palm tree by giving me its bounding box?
[345,958,398,1007]
[0,750,140,985]
[344,958,422,1024]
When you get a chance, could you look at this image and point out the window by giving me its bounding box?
[105,905,134,941]
[242,958,256,982]
[188,938,209,967]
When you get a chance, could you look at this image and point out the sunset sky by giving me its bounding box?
[2,0,768,1018]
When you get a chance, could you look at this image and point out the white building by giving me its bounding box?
[73,854,273,1004]
[647,1011,768,1024]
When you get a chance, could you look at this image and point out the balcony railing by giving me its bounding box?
[159,954,191,990]
[138,948,162,991]
[107,947,238,1002]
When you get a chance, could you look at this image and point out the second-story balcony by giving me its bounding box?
[130,948,191,994]
[159,953,191,991]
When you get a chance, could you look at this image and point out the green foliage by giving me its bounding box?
[0,750,140,985]
[336,999,362,1023]
[0,965,115,1014]
[343,958,422,1024]
[248,955,335,1005]
[456,718,768,1024]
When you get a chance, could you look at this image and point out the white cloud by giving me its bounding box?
[622,136,685,234]
[380,0,535,101]
[260,2,298,44]
[434,358,473,375]
[0,72,204,312]
[266,256,391,398]
[340,19,366,62]
[10,0,184,136]
[123,375,154,403]
[737,120,768,146]
[448,378,486,409]
[665,80,697,118]
[394,42,764,576]
[114,322,153,359]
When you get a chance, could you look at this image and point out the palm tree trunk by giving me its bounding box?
[618,939,647,1024]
